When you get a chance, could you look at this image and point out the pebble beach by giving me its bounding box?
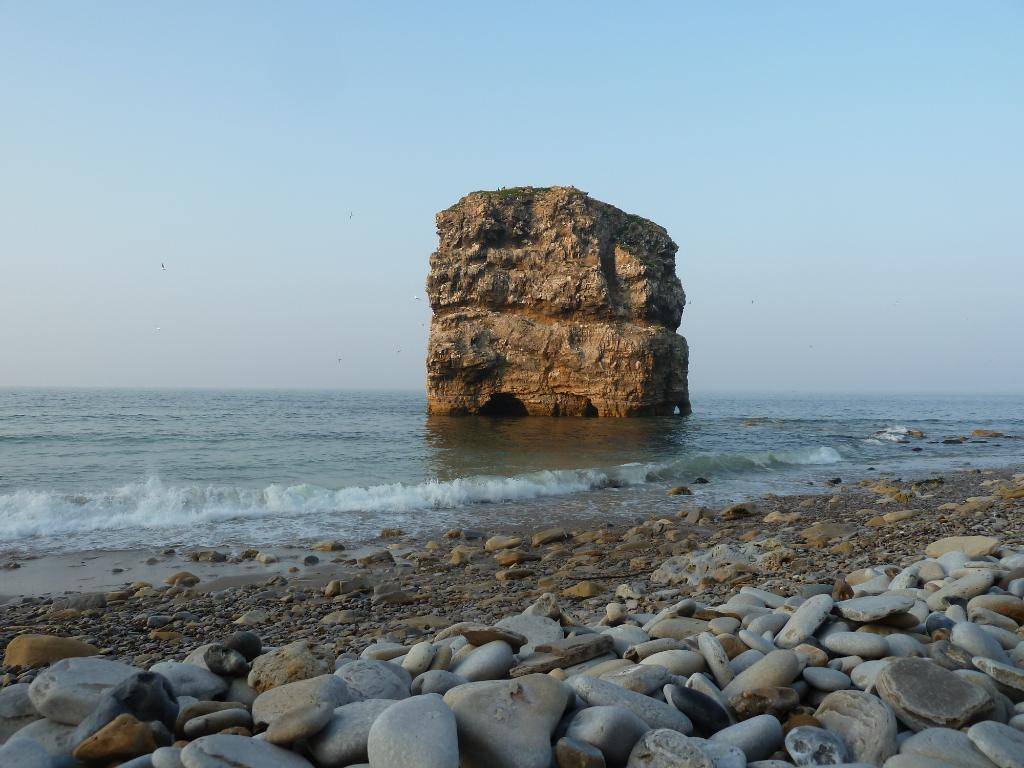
[2,465,1024,767]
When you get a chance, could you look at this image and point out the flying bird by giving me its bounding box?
[412,295,421,301]
[161,263,166,271]
[349,211,353,219]
[154,326,161,332]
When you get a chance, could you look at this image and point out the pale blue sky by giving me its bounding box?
[1,2,1021,393]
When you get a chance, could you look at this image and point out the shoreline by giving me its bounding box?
[1,464,1023,765]
[2,463,1021,655]
[1,461,1019,602]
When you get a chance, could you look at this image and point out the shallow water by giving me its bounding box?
[1,388,1022,554]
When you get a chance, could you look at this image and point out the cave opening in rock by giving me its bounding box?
[478,393,529,416]
[582,401,598,417]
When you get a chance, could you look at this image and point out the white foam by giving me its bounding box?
[0,445,845,544]
[870,425,912,443]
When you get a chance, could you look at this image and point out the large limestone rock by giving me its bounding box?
[426,186,689,416]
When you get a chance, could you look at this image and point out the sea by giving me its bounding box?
[1,389,1022,556]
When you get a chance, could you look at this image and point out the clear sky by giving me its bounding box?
[1,2,1021,393]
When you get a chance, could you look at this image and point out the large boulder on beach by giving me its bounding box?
[28,657,141,725]
[247,641,334,693]
[426,186,689,416]
[443,674,573,768]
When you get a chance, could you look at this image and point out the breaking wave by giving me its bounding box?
[0,446,844,542]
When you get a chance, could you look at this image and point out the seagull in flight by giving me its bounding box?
[154,325,161,332]
[161,263,166,271]
[349,211,353,220]
[412,295,421,301]
[337,356,343,364]
[395,347,402,355]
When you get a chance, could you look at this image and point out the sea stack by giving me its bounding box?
[426,186,690,416]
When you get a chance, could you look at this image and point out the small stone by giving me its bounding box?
[179,733,313,767]
[411,670,466,696]
[814,689,898,765]
[248,641,333,693]
[313,540,345,551]
[494,614,563,658]
[336,660,410,700]
[72,713,156,764]
[307,699,394,766]
[400,641,437,676]
[835,595,915,622]
[640,650,707,676]
[485,535,523,552]
[569,675,692,733]
[264,702,333,745]
[149,661,229,700]
[711,714,784,762]
[722,650,801,700]
[71,670,178,750]
[697,632,734,689]
[444,674,573,768]
[0,685,39,744]
[3,634,99,668]
[601,664,671,696]
[802,666,851,692]
[152,745,185,768]
[28,657,140,725]
[251,674,350,728]
[973,656,1024,693]
[555,736,606,768]
[512,634,614,676]
[6,717,78,758]
[927,571,996,611]
[775,595,834,648]
[566,705,650,766]
[901,727,1000,768]
[820,632,890,659]
[663,684,731,736]
[532,527,570,546]
[0,739,54,767]
[925,536,1000,558]
[460,625,528,651]
[365,693,459,768]
[951,623,1009,663]
[204,645,250,676]
[183,708,253,739]
[968,720,1024,768]
[164,571,199,587]
[875,658,993,731]
[628,729,713,768]
[563,581,603,599]
[648,618,711,641]
[784,725,849,766]
[452,640,515,681]
[234,609,270,626]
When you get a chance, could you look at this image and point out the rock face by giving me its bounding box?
[426,186,690,417]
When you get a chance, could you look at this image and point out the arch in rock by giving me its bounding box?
[478,393,529,416]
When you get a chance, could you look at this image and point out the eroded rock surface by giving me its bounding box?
[426,186,689,416]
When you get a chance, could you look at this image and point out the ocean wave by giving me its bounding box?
[869,425,912,443]
[0,445,844,541]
